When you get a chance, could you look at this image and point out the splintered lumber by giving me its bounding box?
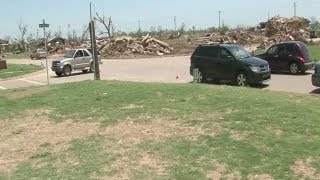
[151,38,170,49]
[141,34,150,44]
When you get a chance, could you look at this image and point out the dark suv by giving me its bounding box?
[190,44,271,86]
[256,41,314,74]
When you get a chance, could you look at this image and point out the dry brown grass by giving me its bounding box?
[248,174,274,180]
[206,164,242,180]
[99,118,222,179]
[0,109,100,173]
[291,158,320,179]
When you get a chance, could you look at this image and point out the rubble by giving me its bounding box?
[37,37,66,55]
[199,16,312,52]
[205,31,265,45]
[87,34,174,57]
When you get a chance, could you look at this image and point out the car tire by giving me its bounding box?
[196,69,206,83]
[62,65,72,76]
[289,62,299,74]
[82,70,88,74]
[55,72,63,77]
[235,72,248,87]
[89,62,94,73]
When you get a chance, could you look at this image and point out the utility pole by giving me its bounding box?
[138,20,141,31]
[174,16,177,32]
[294,2,297,17]
[89,2,100,80]
[218,11,221,29]
[58,25,61,37]
[268,12,270,21]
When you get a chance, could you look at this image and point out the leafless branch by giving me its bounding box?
[95,13,114,38]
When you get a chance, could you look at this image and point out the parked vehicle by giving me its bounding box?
[30,48,46,60]
[190,44,271,86]
[51,48,102,77]
[312,62,320,87]
[256,41,314,74]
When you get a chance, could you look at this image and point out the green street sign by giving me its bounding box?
[39,24,49,28]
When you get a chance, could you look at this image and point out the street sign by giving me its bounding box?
[39,24,49,28]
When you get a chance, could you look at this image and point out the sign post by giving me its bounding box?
[39,20,50,85]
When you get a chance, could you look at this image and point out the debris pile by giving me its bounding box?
[258,16,310,49]
[199,16,312,52]
[93,34,174,57]
[205,31,265,45]
[265,16,310,37]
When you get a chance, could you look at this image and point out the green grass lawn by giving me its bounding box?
[0,81,320,179]
[310,45,320,61]
[4,53,31,59]
[0,64,43,79]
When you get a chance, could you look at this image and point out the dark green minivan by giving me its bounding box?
[190,44,271,86]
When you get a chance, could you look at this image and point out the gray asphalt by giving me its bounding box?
[1,57,319,95]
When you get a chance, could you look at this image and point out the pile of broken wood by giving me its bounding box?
[258,16,310,50]
[203,30,265,45]
[200,16,311,52]
[94,34,173,57]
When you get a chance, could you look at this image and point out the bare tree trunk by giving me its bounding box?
[18,20,28,52]
[96,13,114,38]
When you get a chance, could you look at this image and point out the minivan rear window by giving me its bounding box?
[298,42,311,61]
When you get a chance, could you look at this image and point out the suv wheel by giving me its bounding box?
[55,72,63,77]
[63,65,72,76]
[195,69,206,83]
[289,62,299,74]
[236,72,248,87]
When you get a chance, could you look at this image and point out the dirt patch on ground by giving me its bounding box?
[291,158,320,179]
[229,130,250,141]
[0,86,49,100]
[206,164,241,180]
[138,153,167,175]
[248,174,274,180]
[0,109,100,173]
[100,118,221,179]
[100,119,220,145]
[120,104,144,110]
[267,127,283,136]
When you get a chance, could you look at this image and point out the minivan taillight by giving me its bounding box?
[297,57,305,64]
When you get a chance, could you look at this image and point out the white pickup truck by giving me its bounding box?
[51,48,102,77]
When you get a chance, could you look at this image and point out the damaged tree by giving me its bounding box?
[95,13,115,38]
[18,20,28,52]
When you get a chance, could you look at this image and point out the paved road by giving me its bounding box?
[1,57,319,94]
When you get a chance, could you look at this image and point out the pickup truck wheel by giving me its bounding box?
[82,70,88,74]
[63,65,72,76]
[55,72,63,77]
[89,63,94,73]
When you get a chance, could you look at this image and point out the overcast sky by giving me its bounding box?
[1,0,320,39]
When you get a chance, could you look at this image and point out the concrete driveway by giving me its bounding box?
[0,56,319,95]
